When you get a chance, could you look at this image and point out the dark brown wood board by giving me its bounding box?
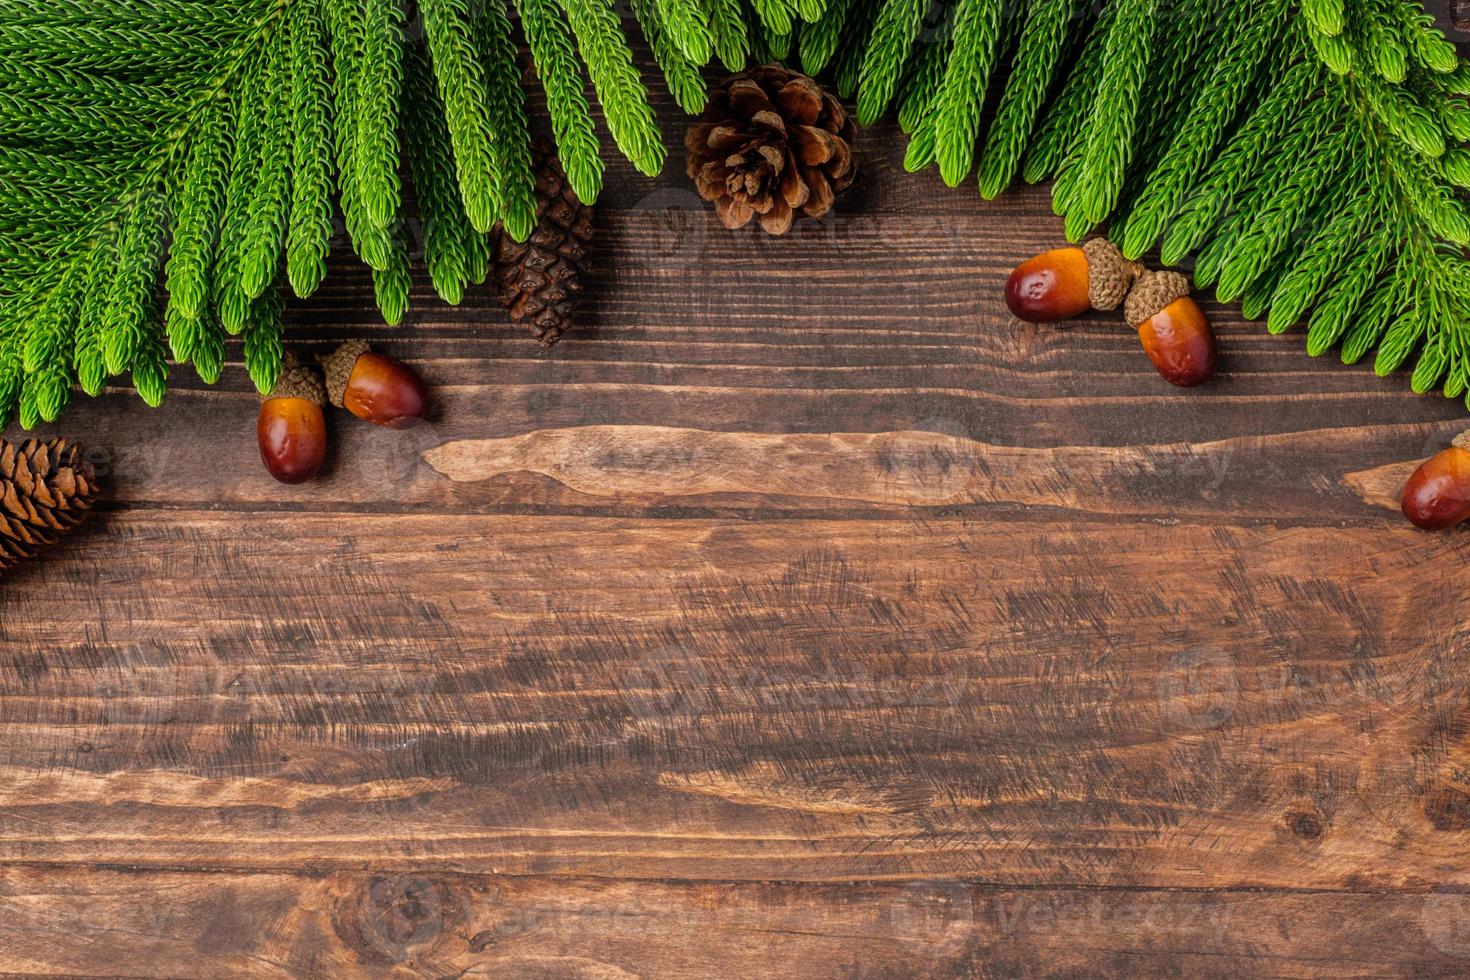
[4,8,1470,976]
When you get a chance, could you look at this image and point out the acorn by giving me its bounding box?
[1124,271,1217,388]
[258,355,328,484]
[1005,239,1143,323]
[319,340,429,429]
[1401,430,1470,531]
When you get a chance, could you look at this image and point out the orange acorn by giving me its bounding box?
[319,340,429,429]
[1005,239,1142,323]
[258,357,328,484]
[1402,431,1470,531]
[1124,271,1217,388]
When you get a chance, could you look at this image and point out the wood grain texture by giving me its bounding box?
[4,12,1470,974]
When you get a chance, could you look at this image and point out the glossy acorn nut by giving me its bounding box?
[258,357,328,484]
[1124,271,1217,388]
[1005,239,1142,323]
[1401,431,1470,531]
[320,340,429,429]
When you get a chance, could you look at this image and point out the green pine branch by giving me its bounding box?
[5,0,1470,429]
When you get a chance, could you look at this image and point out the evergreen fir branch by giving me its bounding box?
[353,0,406,231]
[20,257,84,425]
[100,187,166,376]
[762,27,793,62]
[0,146,130,200]
[1437,96,1470,143]
[799,0,851,75]
[419,0,501,231]
[243,284,284,395]
[561,0,666,176]
[1158,56,1321,266]
[974,0,1075,199]
[895,9,954,136]
[651,0,715,63]
[1214,125,1352,303]
[130,292,169,407]
[514,0,605,201]
[1020,5,1110,184]
[213,47,268,335]
[1300,0,1344,37]
[404,44,476,306]
[1115,0,1279,258]
[1307,15,1355,74]
[475,0,539,241]
[1359,0,1408,82]
[633,0,710,114]
[162,96,231,360]
[1265,192,1374,334]
[326,0,393,270]
[372,228,413,326]
[1341,259,1408,364]
[0,22,235,79]
[190,311,227,386]
[791,0,826,24]
[1375,306,1426,376]
[1304,224,1394,356]
[854,0,927,125]
[1071,0,1157,228]
[238,35,292,299]
[285,0,335,298]
[702,0,751,70]
[1396,0,1458,74]
[930,0,1003,186]
[749,0,795,37]
[72,233,116,396]
[0,89,159,150]
[833,0,880,98]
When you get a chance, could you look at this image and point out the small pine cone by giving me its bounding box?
[493,140,594,348]
[0,438,98,574]
[685,63,857,235]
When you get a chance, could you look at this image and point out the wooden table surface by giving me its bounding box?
[6,17,1470,975]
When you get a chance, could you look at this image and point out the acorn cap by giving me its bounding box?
[261,353,327,406]
[318,339,371,408]
[1453,429,1470,452]
[1124,270,1192,326]
[1083,239,1143,311]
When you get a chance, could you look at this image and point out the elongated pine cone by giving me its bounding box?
[493,139,594,347]
[685,64,857,235]
[0,438,98,574]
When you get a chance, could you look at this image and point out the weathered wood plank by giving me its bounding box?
[2,869,1469,978]
[0,511,1466,890]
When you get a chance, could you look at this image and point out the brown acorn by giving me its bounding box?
[1124,271,1217,387]
[258,356,328,484]
[319,340,429,429]
[1005,239,1143,323]
[1402,430,1470,531]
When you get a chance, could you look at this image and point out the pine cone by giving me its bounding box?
[685,64,857,236]
[493,140,594,348]
[0,437,98,574]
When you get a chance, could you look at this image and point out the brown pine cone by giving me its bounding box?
[685,64,857,236]
[493,139,594,348]
[0,437,98,574]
